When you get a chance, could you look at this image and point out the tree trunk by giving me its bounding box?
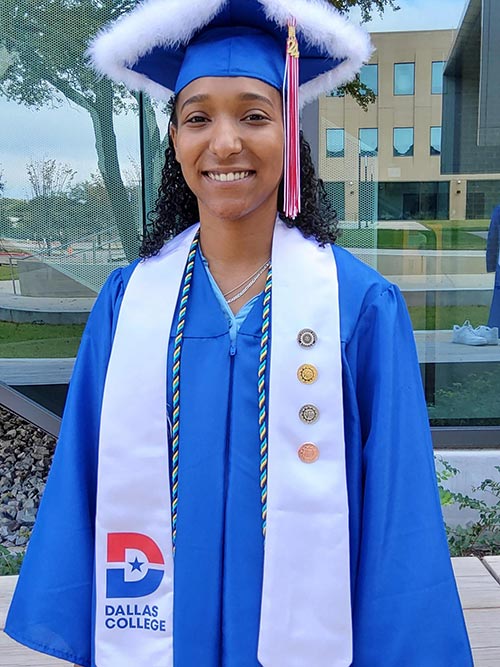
[140,96,169,217]
[90,80,140,262]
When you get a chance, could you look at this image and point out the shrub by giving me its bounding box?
[0,545,24,575]
[436,458,500,557]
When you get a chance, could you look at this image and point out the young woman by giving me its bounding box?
[6,1,473,666]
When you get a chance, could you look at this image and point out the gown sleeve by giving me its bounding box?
[347,284,473,667]
[4,268,127,667]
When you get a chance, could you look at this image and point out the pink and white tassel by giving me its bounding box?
[283,18,301,219]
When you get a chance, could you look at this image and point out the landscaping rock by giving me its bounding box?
[0,405,56,548]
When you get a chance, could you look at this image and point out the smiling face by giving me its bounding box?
[170,76,284,226]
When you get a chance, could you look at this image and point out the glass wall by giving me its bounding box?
[347,19,500,433]
[0,1,142,414]
[2,4,500,434]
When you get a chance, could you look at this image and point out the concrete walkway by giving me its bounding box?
[454,556,500,667]
[388,272,494,291]
[0,281,94,325]
[0,358,75,385]
[1,556,499,665]
[415,330,500,363]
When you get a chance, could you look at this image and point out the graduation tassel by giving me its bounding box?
[283,18,301,219]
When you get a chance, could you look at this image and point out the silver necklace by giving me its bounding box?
[224,259,271,304]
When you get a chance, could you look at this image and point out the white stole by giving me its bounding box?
[95,220,352,666]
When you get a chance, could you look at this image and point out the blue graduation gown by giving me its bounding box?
[486,205,500,327]
[5,244,473,666]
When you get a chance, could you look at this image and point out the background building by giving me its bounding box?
[318,28,500,223]
[441,0,500,218]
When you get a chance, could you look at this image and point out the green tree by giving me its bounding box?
[0,0,161,261]
[68,171,122,240]
[0,0,398,264]
[25,158,78,248]
[327,0,400,108]
[328,0,399,21]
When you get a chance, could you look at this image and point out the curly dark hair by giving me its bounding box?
[140,96,338,258]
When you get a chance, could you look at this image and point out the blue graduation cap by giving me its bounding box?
[89,0,372,106]
[88,0,372,217]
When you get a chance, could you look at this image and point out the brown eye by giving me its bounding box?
[244,113,268,122]
[186,115,209,124]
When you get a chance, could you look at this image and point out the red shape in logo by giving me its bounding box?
[107,532,164,565]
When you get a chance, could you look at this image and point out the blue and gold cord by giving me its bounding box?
[171,233,199,553]
[258,267,272,537]
[171,235,272,550]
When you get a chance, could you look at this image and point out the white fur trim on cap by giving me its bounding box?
[87,0,373,106]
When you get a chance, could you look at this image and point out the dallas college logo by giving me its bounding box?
[106,532,165,599]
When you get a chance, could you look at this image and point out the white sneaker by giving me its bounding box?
[452,322,487,346]
[474,325,499,345]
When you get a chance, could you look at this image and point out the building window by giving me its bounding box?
[431,61,445,94]
[430,126,442,155]
[394,62,415,95]
[378,181,449,221]
[326,128,344,158]
[360,64,378,95]
[466,180,500,220]
[393,127,414,157]
[359,128,378,157]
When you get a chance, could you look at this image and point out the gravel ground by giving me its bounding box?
[0,405,56,548]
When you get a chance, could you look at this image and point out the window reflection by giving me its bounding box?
[394,62,415,95]
[393,127,414,157]
[360,64,378,95]
[359,128,378,157]
[319,24,500,430]
[326,128,345,157]
[432,61,445,94]
[0,1,142,416]
[1,6,498,433]
[430,127,442,155]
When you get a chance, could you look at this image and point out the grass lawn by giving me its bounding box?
[0,322,84,358]
[407,305,490,330]
[423,219,489,231]
[339,227,486,251]
[428,365,500,426]
[0,264,18,281]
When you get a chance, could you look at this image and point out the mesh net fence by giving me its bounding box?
[319,117,378,270]
[0,0,143,300]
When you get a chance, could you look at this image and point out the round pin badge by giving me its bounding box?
[299,404,320,425]
[298,443,320,463]
[297,364,318,384]
[297,328,317,348]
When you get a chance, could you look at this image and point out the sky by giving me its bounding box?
[0,0,468,199]
[353,0,467,32]
[0,97,142,200]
